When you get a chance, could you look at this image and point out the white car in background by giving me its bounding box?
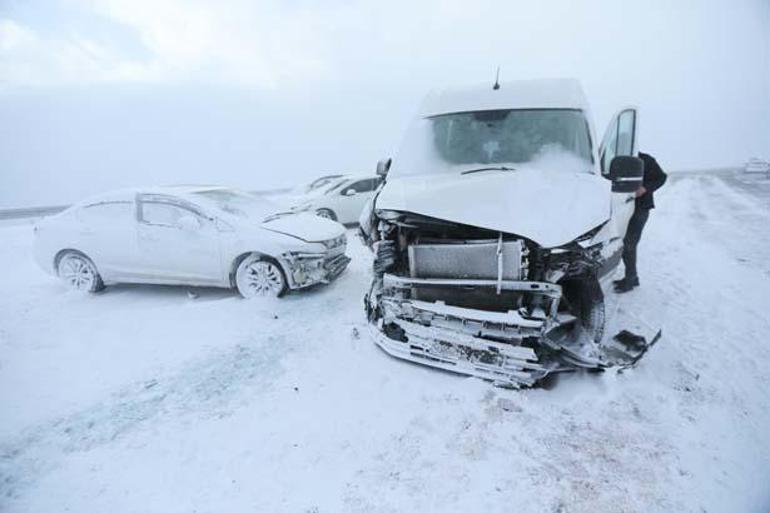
[744,157,769,174]
[290,174,346,195]
[33,186,350,298]
[288,174,382,224]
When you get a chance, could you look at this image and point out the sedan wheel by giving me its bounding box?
[315,208,337,221]
[235,256,287,298]
[57,252,104,293]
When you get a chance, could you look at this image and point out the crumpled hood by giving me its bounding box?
[261,213,344,242]
[376,168,611,248]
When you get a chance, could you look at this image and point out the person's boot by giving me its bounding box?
[614,276,639,293]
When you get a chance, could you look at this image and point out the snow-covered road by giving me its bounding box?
[1,172,769,512]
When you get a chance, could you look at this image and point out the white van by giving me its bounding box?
[360,79,654,387]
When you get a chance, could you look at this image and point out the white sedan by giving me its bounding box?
[287,174,382,225]
[33,186,350,298]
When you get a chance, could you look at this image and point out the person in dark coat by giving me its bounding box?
[614,152,667,293]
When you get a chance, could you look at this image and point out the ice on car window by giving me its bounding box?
[347,179,379,193]
[391,109,593,177]
[431,109,591,165]
[141,202,188,226]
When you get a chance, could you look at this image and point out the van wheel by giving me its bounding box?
[315,208,337,221]
[235,255,287,298]
[562,277,605,344]
[57,251,105,293]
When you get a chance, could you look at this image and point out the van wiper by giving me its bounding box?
[460,166,516,175]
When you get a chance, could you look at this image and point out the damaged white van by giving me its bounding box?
[360,78,657,387]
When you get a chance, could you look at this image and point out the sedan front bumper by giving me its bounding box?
[281,250,351,289]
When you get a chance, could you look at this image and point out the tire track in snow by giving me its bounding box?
[681,174,770,275]
[342,385,678,513]
[0,333,294,500]
[637,175,770,510]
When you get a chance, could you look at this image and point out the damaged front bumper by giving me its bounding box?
[369,273,659,388]
[281,250,351,289]
[370,274,561,387]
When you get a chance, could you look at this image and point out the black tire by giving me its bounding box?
[315,208,337,221]
[562,277,605,344]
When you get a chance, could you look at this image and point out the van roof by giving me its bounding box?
[419,78,588,117]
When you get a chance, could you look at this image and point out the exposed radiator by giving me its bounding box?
[408,239,525,280]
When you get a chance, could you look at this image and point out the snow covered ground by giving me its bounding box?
[1,171,769,513]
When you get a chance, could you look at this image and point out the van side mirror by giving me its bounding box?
[609,156,644,193]
[376,158,392,177]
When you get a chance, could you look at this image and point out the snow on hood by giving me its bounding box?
[376,167,611,248]
[261,213,345,242]
[273,186,334,208]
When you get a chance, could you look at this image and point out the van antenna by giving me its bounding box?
[493,66,500,90]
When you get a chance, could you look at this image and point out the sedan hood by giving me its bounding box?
[261,213,344,242]
[376,168,611,248]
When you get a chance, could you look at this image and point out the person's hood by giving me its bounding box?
[375,168,611,248]
[261,213,344,242]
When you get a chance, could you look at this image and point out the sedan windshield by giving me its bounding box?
[390,109,593,177]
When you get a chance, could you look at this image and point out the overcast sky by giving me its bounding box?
[1,0,769,207]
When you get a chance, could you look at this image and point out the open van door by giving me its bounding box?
[600,107,639,240]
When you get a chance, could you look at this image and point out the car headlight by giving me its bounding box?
[575,222,609,248]
[322,234,347,249]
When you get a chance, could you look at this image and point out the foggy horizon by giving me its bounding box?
[1,0,769,208]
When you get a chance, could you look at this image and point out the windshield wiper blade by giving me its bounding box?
[460,166,516,175]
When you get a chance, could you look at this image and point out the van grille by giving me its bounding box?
[407,239,525,280]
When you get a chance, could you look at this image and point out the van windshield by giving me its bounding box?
[390,109,593,177]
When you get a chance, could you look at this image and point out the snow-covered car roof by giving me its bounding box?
[83,185,223,198]
[72,185,284,224]
[75,185,248,207]
[419,78,588,117]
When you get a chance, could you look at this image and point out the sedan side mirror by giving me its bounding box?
[376,158,392,177]
[343,188,357,197]
[609,156,644,193]
[177,215,201,231]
